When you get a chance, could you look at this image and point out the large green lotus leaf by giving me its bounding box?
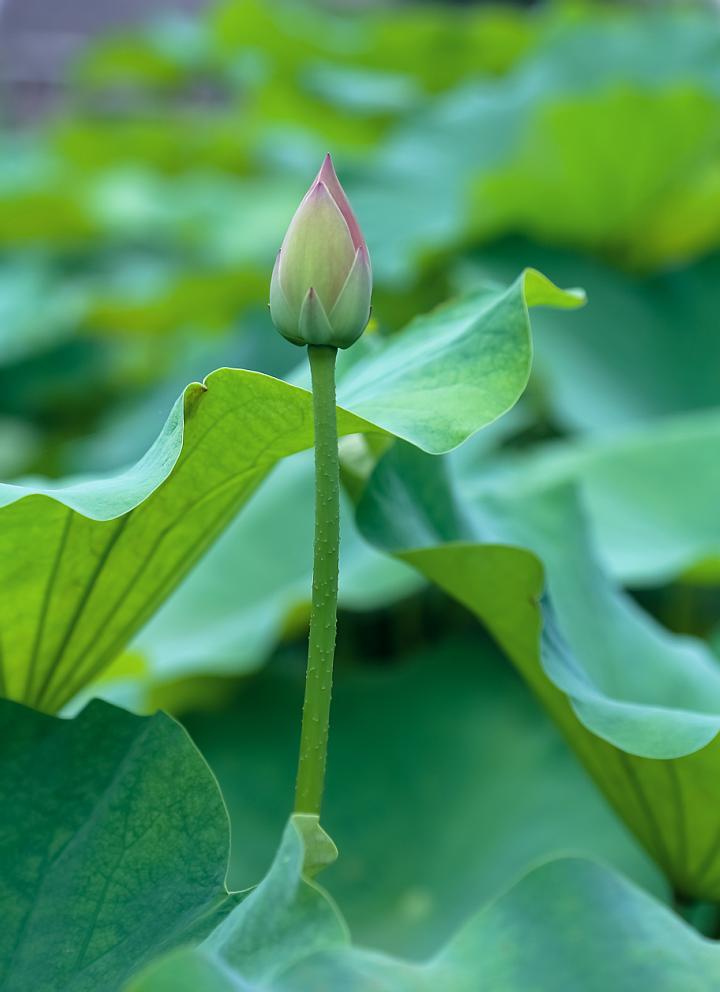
[110,405,524,699]
[120,391,521,697]
[365,10,720,279]
[452,405,720,587]
[475,89,720,270]
[0,698,240,992]
[129,817,720,992]
[460,243,720,432]
[357,444,720,900]
[281,859,720,992]
[127,818,347,992]
[184,636,664,958]
[126,451,420,691]
[0,270,581,712]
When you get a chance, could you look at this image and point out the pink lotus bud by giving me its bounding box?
[270,154,372,349]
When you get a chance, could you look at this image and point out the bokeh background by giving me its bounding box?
[2,0,719,961]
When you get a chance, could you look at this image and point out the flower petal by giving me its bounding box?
[329,245,372,348]
[279,181,355,312]
[299,287,335,347]
[316,153,367,253]
[269,251,302,343]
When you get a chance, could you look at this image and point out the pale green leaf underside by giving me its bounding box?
[0,698,240,992]
[356,444,720,900]
[0,270,582,711]
[456,405,720,587]
[187,636,665,957]
[471,245,720,435]
[126,451,421,693]
[129,815,720,992]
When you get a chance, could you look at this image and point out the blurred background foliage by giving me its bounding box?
[2,0,720,961]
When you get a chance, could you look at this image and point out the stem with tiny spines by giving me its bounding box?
[294,344,340,816]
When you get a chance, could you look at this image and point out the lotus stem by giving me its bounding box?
[294,344,340,816]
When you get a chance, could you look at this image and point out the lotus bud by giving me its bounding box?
[270,154,372,349]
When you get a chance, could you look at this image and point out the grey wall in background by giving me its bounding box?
[0,0,210,121]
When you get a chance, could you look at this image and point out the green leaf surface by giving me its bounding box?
[357,444,720,900]
[130,811,720,992]
[185,636,664,958]
[0,271,582,711]
[0,698,239,992]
